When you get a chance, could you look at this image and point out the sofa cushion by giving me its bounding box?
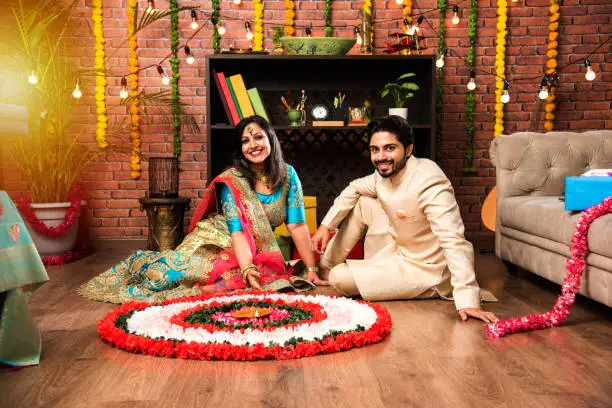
[500,196,612,259]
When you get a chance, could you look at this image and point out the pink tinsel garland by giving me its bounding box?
[486,195,612,338]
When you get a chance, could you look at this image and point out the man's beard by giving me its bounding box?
[374,155,409,178]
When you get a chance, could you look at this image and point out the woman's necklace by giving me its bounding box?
[254,169,271,188]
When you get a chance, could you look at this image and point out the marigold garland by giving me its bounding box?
[493,0,508,137]
[464,0,478,172]
[97,292,393,361]
[127,0,141,179]
[212,0,221,53]
[402,0,412,55]
[324,0,333,37]
[169,0,181,157]
[435,0,447,162]
[253,0,264,51]
[92,0,108,150]
[487,196,612,338]
[544,0,560,132]
[284,0,295,37]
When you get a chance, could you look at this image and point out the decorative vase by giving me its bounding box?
[26,202,82,257]
[287,110,302,127]
[388,108,408,120]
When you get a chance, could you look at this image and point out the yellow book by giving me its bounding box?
[274,196,317,236]
[229,74,255,117]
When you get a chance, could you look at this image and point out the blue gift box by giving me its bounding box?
[565,176,612,211]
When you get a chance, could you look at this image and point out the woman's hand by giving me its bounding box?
[245,268,263,290]
[307,269,329,286]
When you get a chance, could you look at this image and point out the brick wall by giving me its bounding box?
[1,0,610,240]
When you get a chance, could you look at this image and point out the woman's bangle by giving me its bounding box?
[241,263,258,284]
[306,265,319,274]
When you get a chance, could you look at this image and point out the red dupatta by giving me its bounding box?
[189,168,286,288]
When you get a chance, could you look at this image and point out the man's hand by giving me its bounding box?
[458,308,498,323]
[310,225,331,254]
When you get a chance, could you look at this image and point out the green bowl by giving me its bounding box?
[280,37,357,56]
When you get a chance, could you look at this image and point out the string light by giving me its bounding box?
[467,70,476,90]
[501,80,510,104]
[436,52,445,68]
[145,0,155,14]
[217,20,226,35]
[27,70,38,85]
[119,77,129,99]
[584,59,596,81]
[233,0,242,5]
[538,77,549,100]
[157,65,170,85]
[451,5,460,24]
[305,26,312,38]
[190,10,198,29]
[72,79,82,99]
[185,45,195,64]
[354,26,362,45]
[395,0,404,4]
[244,21,254,40]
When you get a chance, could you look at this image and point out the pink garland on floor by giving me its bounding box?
[487,195,612,338]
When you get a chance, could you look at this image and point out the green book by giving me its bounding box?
[226,78,243,119]
[247,88,270,122]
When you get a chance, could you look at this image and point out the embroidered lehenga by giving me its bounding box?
[79,165,308,304]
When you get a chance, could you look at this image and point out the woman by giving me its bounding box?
[79,115,327,304]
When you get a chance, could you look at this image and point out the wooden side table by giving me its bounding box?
[138,197,191,251]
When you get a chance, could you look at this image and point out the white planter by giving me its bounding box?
[388,108,408,120]
[25,202,83,257]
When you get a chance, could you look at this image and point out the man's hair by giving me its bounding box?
[233,115,286,189]
[367,115,415,148]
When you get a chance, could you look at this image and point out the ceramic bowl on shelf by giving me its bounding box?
[279,37,356,56]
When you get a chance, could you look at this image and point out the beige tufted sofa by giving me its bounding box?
[490,131,612,307]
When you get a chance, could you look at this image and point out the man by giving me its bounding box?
[311,116,497,323]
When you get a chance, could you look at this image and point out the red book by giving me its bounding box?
[212,69,240,126]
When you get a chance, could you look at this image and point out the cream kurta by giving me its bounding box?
[320,156,481,310]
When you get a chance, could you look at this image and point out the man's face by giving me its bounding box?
[369,131,413,178]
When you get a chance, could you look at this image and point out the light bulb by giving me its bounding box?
[511,0,519,2]
[190,10,198,29]
[467,78,476,91]
[501,90,510,104]
[233,0,241,4]
[120,87,129,99]
[246,31,254,40]
[356,33,363,45]
[28,71,38,84]
[436,55,444,68]
[585,67,596,81]
[452,5,460,24]
[161,75,170,85]
[72,82,82,99]
[146,0,155,14]
[538,88,549,100]
[217,24,226,35]
[395,0,404,4]
[186,55,195,64]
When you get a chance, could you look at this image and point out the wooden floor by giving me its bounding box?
[1,242,611,408]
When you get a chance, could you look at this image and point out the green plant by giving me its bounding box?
[380,73,420,108]
[8,0,101,203]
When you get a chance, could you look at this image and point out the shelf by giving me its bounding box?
[210,124,432,131]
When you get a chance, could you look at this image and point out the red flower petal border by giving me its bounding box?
[97,291,393,361]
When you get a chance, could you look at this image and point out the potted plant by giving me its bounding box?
[380,73,420,120]
[7,0,100,257]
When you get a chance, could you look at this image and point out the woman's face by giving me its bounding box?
[241,122,271,165]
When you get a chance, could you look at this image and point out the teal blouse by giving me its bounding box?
[220,164,306,233]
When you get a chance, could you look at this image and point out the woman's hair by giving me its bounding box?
[367,115,415,148]
[233,115,286,189]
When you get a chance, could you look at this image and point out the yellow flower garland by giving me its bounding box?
[544,0,560,132]
[284,0,295,37]
[494,0,508,137]
[127,0,141,180]
[92,0,108,150]
[363,0,373,48]
[253,0,264,51]
[402,0,413,55]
